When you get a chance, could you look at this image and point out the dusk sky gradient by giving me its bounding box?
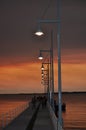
[0,0,86,93]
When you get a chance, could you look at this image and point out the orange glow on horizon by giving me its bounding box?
[0,63,43,93]
[0,61,86,93]
[0,50,86,94]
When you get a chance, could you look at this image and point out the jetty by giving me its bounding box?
[2,101,62,130]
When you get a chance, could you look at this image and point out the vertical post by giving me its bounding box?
[47,61,50,103]
[51,30,55,110]
[50,49,52,105]
[57,0,63,130]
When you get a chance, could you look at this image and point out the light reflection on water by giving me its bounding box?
[62,93,86,129]
[0,100,28,114]
[0,99,29,128]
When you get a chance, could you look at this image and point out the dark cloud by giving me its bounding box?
[0,0,86,65]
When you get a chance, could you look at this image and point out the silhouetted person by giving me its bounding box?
[41,96,47,109]
[54,100,58,117]
[31,96,36,109]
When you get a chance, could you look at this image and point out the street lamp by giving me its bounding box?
[35,24,44,36]
[38,49,54,110]
[38,51,43,60]
[41,64,44,70]
[41,63,50,102]
[35,29,44,36]
[35,0,62,129]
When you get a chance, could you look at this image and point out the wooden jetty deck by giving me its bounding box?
[3,103,37,130]
[3,102,55,130]
[32,105,54,130]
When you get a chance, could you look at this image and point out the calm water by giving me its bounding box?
[0,93,86,130]
[0,95,30,129]
[62,93,86,130]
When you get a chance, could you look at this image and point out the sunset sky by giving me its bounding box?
[0,0,86,94]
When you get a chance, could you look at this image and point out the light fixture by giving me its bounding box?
[41,64,44,70]
[35,28,44,36]
[41,71,44,76]
[38,51,43,60]
[35,24,44,36]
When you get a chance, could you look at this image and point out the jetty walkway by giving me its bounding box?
[3,102,55,130]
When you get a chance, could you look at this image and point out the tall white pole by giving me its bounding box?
[35,0,62,128]
[57,0,63,129]
[51,30,54,110]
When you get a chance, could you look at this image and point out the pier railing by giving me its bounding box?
[47,102,64,130]
[0,102,29,130]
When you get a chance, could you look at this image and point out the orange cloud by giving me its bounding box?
[61,63,86,91]
[0,63,43,93]
[0,54,86,93]
[54,48,86,92]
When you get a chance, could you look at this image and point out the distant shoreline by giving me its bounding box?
[0,91,86,95]
[0,92,85,101]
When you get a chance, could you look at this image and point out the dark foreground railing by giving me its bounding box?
[47,102,64,130]
[0,102,28,130]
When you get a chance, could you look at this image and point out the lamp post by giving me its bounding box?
[38,48,54,110]
[41,64,50,100]
[35,0,62,129]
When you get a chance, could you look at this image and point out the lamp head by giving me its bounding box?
[41,64,44,70]
[41,71,44,76]
[35,31,44,36]
[38,51,43,60]
[35,28,44,36]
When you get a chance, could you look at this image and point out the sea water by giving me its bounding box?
[62,93,86,130]
[0,95,30,129]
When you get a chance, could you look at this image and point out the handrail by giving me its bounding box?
[47,102,64,130]
[0,102,29,130]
